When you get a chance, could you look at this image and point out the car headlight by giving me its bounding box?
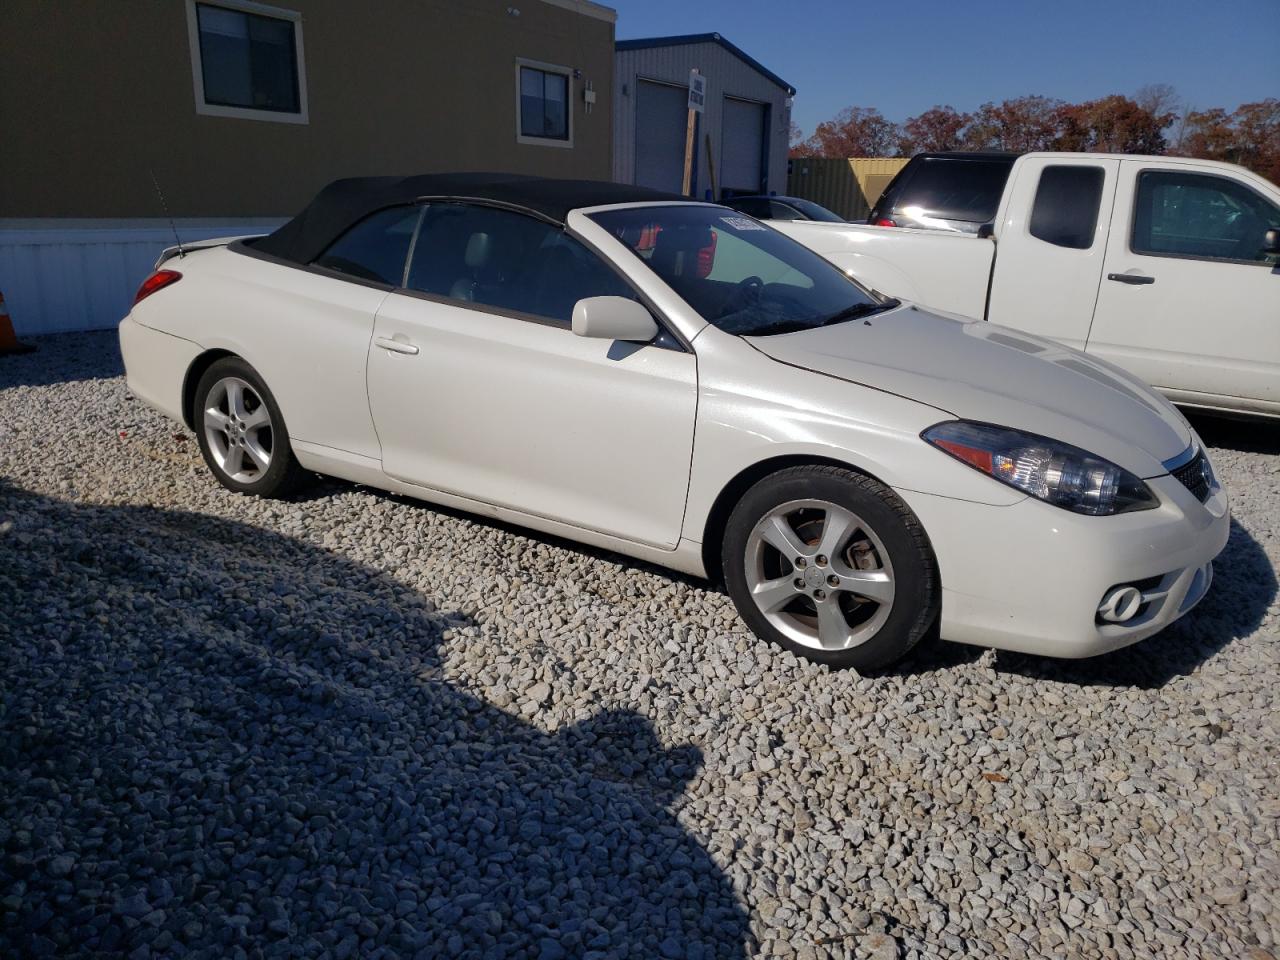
[922,420,1158,516]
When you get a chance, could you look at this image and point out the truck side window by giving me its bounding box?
[1132,171,1280,264]
[1029,166,1104,250]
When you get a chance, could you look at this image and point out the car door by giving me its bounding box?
[245,204,420,460]
[1087,162,1280,413]
[986,157,1119,348]
[365,202,697,549]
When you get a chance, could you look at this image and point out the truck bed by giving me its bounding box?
[769,220,995,320]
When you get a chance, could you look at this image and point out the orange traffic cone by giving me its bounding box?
[0,291,35,356]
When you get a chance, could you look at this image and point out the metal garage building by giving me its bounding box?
[613,34,794,199]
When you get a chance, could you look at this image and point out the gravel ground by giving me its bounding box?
[1,331,1278,960]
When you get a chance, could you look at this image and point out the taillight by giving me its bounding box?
[133,269,182,305]
[874,218,896,227]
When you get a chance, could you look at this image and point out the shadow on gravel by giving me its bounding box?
[992,518,1276,690]
[1183,412,1280,456]
[0,331,123,390]
[0,481,750,959]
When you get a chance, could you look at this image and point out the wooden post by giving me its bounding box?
[681,106,697,196]
[703,131,717,201]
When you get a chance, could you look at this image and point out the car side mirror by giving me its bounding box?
[1265,227,1280,254]
[571,296,658,343]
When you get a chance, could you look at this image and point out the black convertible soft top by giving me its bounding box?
[252,173,688,265]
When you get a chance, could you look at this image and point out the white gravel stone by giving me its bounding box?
[1,332,1278,959]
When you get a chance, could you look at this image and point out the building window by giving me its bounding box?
[516,59,572,147]
[186,0,308,124]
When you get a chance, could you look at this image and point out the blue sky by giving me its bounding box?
[612,0,1280,136]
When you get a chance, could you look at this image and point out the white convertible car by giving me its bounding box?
[120,174,1229,670]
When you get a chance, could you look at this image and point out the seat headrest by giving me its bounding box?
[465,232,492,269]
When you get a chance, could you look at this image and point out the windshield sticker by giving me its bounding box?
[720,216,767,232]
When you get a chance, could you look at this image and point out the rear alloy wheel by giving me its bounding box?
[723,466,938,671]
[194,358,304,498]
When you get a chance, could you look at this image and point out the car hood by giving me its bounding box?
[747,305,1191,478]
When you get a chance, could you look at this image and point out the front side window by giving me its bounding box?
[407,204,634,324]
[1029,165,1105,249]
[1132,171,1280,264]
[193,2,302,116]
[590,206,887,337]
[768,201,805,221]
[786,198,845,223]
[518,63,570,143]
[313,206,421,286]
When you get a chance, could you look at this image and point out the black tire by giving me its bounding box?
[722,465,938,671]
[192,357,306,498]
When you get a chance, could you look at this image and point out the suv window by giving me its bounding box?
[406,203,635,323]
[874,157,1013,232]
[1132,171,1280,264]
[313,206,420,285]
[1029,165,1105,249]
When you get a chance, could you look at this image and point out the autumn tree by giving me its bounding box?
[1229,99,1280,184]
[1054,95,1174,153]
[963,96,1063,151]
[898,106,971,154]
[797,106,900,158]
[1179,99,1280,183]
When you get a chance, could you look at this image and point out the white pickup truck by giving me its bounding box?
[773,152,1280,419]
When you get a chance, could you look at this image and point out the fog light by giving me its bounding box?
[1098,585,1143,623]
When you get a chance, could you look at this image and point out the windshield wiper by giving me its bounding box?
[818,298,901,327]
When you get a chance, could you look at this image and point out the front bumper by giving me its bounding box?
[898,470,1230,659]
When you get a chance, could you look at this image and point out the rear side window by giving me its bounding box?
[1132,171,1280,264]
[892,158,1011,224]
[313,206,421,285]
[406,203,636,324]
[1029,166,1105,249]
[728,198,771,219]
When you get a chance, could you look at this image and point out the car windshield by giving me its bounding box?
[787,198,844,222]
[589,205,889,336]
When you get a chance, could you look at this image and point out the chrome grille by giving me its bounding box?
[1171,451,1211,502]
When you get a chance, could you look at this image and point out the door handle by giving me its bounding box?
[375,335,419,355]
[1107,272,1155,285]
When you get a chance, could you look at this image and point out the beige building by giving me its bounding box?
[0,0,618,331]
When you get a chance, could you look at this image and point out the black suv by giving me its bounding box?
[868,152,1018,234]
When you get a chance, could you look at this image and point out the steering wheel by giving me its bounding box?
[724,275,764,314]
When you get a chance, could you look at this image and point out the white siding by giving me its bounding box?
[0,219,285,335]
[614,41,791,197]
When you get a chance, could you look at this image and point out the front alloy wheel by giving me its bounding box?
[723,465,938,671]
[745,499,896,652]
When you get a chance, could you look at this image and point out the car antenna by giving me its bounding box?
[149,168,185,259]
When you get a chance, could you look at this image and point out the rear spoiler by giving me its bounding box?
[155,234,266,269]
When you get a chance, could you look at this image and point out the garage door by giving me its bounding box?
[635,80,688,193]
[721,97,766,195]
